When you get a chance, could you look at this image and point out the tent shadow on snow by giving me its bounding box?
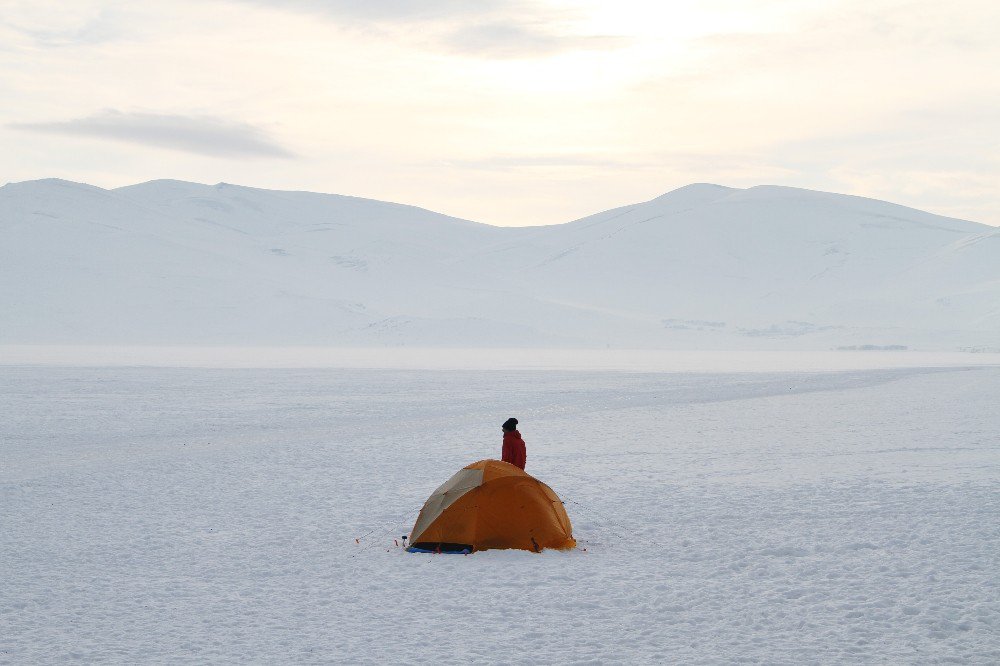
[407,459,576,554]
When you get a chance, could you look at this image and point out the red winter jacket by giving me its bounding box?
[502,430,527,470]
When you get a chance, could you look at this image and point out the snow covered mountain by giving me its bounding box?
[1,178,997,349]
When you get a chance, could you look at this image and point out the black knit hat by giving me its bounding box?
[502,417,518,431]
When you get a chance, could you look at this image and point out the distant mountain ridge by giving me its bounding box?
[1,178,997,349]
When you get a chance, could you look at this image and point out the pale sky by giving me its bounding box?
[2,0,998,226]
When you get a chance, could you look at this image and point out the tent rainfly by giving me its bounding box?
[407,459,576,553]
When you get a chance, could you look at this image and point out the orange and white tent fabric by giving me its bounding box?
[408,459,576,553]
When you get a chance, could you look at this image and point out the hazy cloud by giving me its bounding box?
[448,152,799,183]
[10,111,295,159]
[0,4,123,48]
[449,154,651,170]
[232,0,627,58]
[233,0,515,22]
[7,20,118,48]
[442,22,627,58]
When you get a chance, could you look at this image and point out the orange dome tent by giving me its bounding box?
[407,459,576,553]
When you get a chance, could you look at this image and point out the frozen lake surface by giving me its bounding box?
[2,360,999,663]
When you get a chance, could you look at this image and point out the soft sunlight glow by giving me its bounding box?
[1,0,998,226]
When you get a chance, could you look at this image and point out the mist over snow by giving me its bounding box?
[1,178,998,350]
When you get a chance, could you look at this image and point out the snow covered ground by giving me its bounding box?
[4,178,999,349]
[2,357,999,664]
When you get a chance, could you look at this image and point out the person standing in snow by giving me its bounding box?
[501,417,526,470]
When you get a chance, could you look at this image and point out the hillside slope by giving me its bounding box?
[1,178,997,349]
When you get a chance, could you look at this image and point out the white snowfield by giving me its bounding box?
[2,358,998,664]
[1,178,998,350]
